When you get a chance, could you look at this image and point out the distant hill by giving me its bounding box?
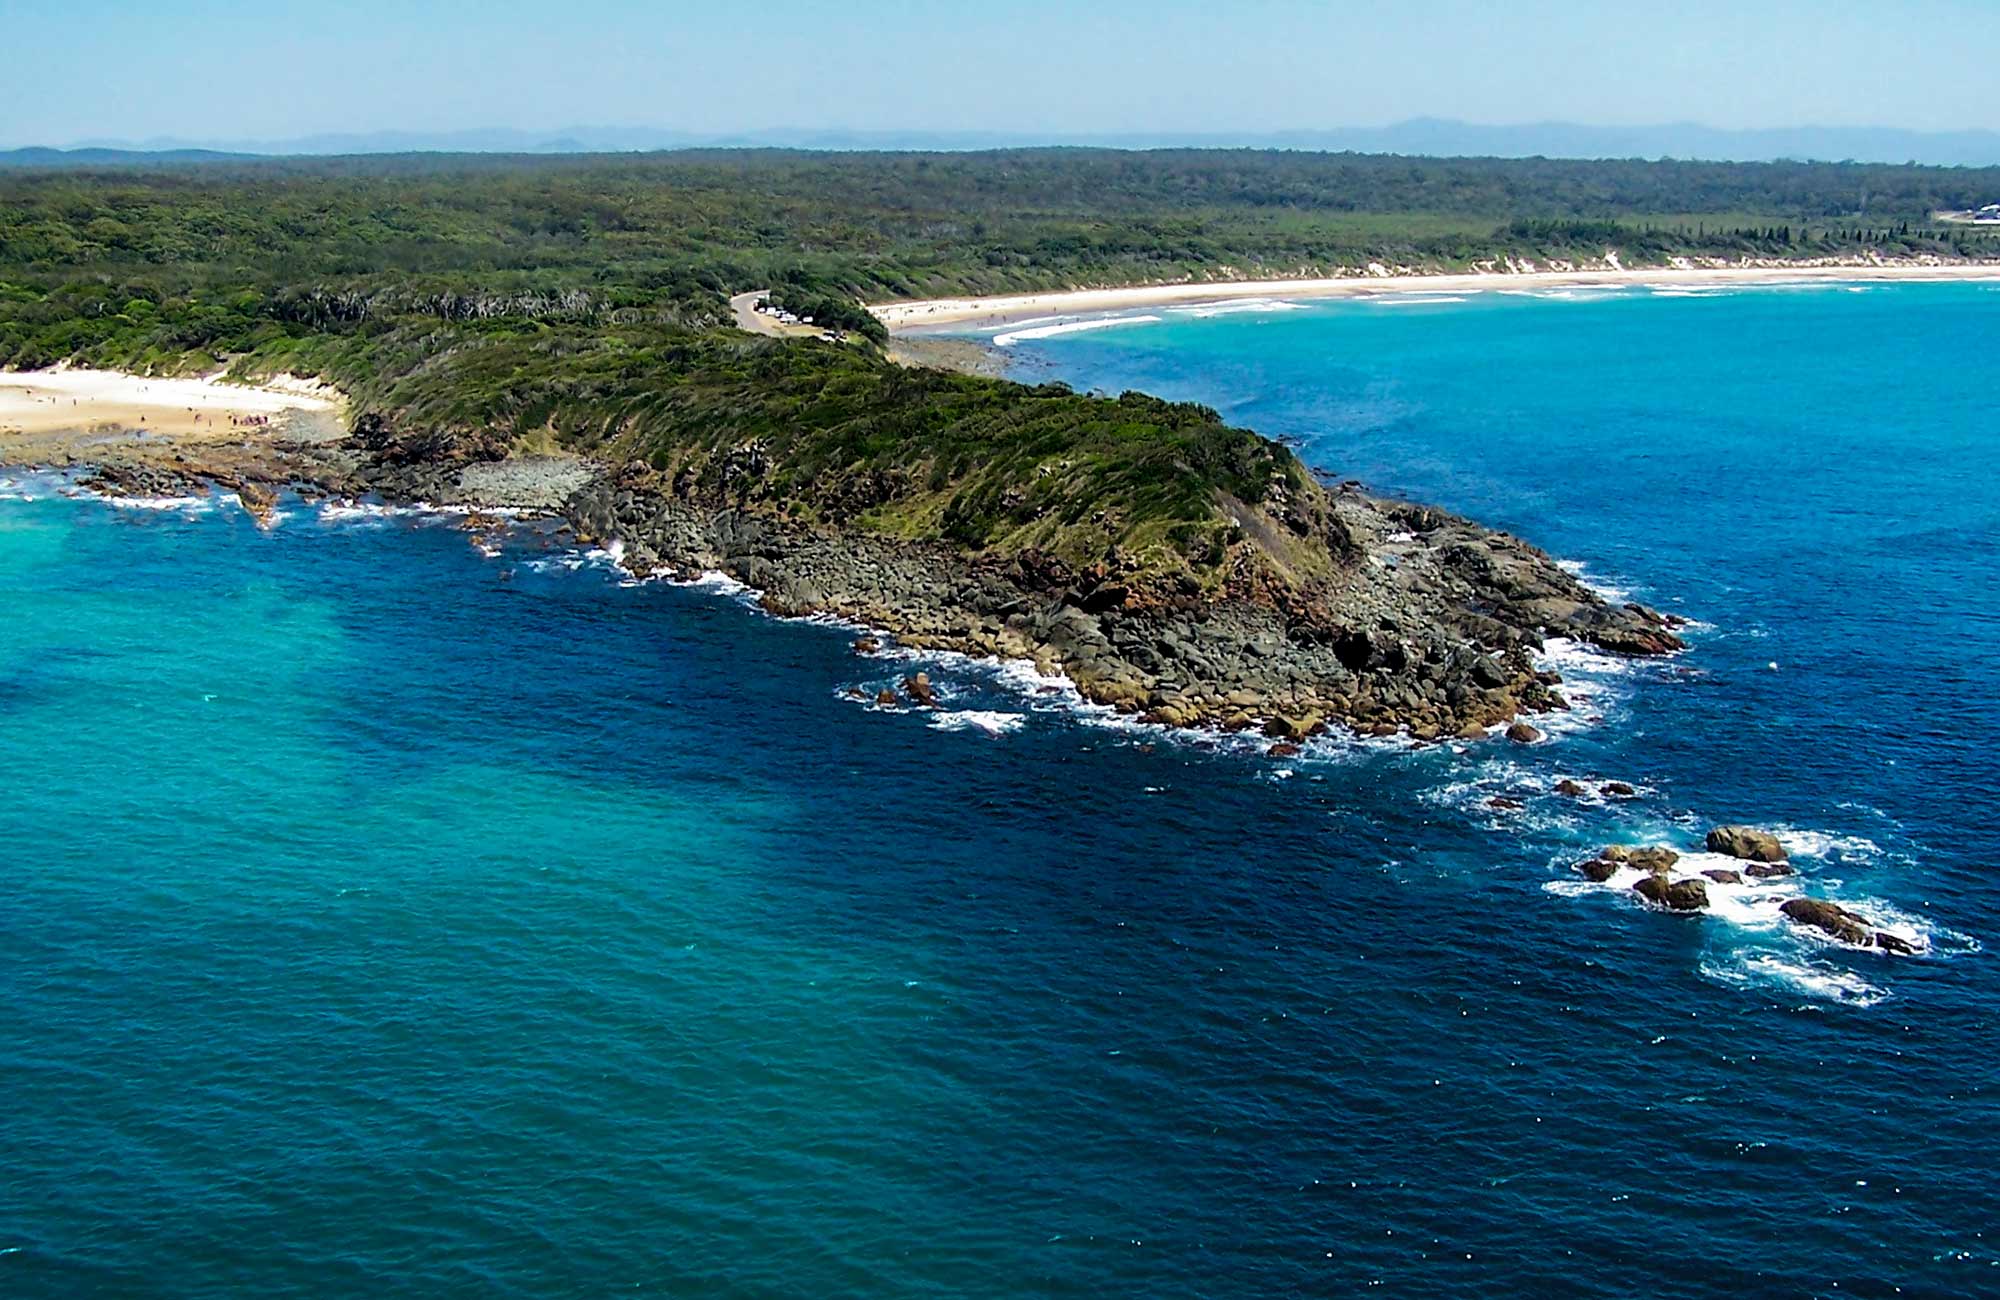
[0,146,255,167]
[14,119,2000,167]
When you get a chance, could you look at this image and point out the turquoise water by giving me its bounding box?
[4,281,1997,1296]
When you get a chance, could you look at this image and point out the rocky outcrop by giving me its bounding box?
[1744,862,1796,879]
[1603,845,1680,873]
[1705,826,1788,863]
[49,386,1685,744]
[1780,898,1916,955]
[1633,875,1708,912]
[544,459,1683,741]
[1505,722,1543,744]
[234,480,278,526]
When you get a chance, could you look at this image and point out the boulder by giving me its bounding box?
[1506,722,1543,744]
[852,636,880,655]
[1744,862,1796,879]
[1576,858,1620,882]
[236,480,278,525]
[1600,781,1637,798]
[1267,742,1302,759]
[903,672,939,708]
[1702,869,1744,885]
[874,689,898,707]
[1631,847,1680,874]
[1779,898,1873,948]
[1554,779,1586,797]
[1705,826,1787,862]
[1487,796,1524,811]
[1633,875,1708,912]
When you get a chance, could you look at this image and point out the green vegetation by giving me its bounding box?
[3,148,1997,568]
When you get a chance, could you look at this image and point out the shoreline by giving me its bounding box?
[871,260,2000,332]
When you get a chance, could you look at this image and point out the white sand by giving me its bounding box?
[871,262,2000,331]
[0,367,341,436]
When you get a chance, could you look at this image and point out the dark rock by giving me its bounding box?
[1780,898,1873,948]
[1744,862,1796,879]
[1487,796,1523,811]
[1633,875,1708,911]
[1576,858,1620,882]
[1506,722,1543,744]
[903,672,939,708]
[235,480,278,525]
[1600,781,1637,798]
[1702,869,1744,885]
[874,689,898,707]
[1874,931,1917,956]
[852,636,880,655]
[1554,779,1586,797]
[1705,826,1787,863]
[1267,742,1302,758]
[1602,845,1679,874]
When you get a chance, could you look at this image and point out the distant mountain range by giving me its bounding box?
[10,119,2000,167]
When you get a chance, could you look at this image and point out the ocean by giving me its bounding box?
[3,280,1996,1297]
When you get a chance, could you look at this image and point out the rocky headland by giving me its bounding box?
[10,361,1687,743]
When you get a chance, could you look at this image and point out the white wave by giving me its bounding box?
[928,709,1025,737]
[992,315,1163,346]
[1556,558,1637,605]
[976,314,1067,335]
[1367,295,1468,306]
[1702,954,1888,1007]
[1775,828,1882,860]
[103,493,215,513]
[1166,298,1308,318]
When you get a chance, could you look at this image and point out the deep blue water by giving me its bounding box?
[4,281,1997,1297]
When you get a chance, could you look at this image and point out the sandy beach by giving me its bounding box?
[0,367,342,438]
[0,367,349,488]
[871,261,2000,332]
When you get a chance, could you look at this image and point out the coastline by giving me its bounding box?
[870,260,2000,332]
[0,357,1678,746]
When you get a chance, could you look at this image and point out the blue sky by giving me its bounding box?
[2,0,1995,146]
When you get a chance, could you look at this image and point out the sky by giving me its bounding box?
[2,0,1996,147]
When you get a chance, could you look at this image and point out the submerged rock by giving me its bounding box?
[1705,825,1788,862]
[1554,779,1586,797]
[1600,781,1637,798]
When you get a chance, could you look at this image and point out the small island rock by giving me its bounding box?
[1705,825,1788,863]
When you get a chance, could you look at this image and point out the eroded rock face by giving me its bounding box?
[1705,826,1788,863]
